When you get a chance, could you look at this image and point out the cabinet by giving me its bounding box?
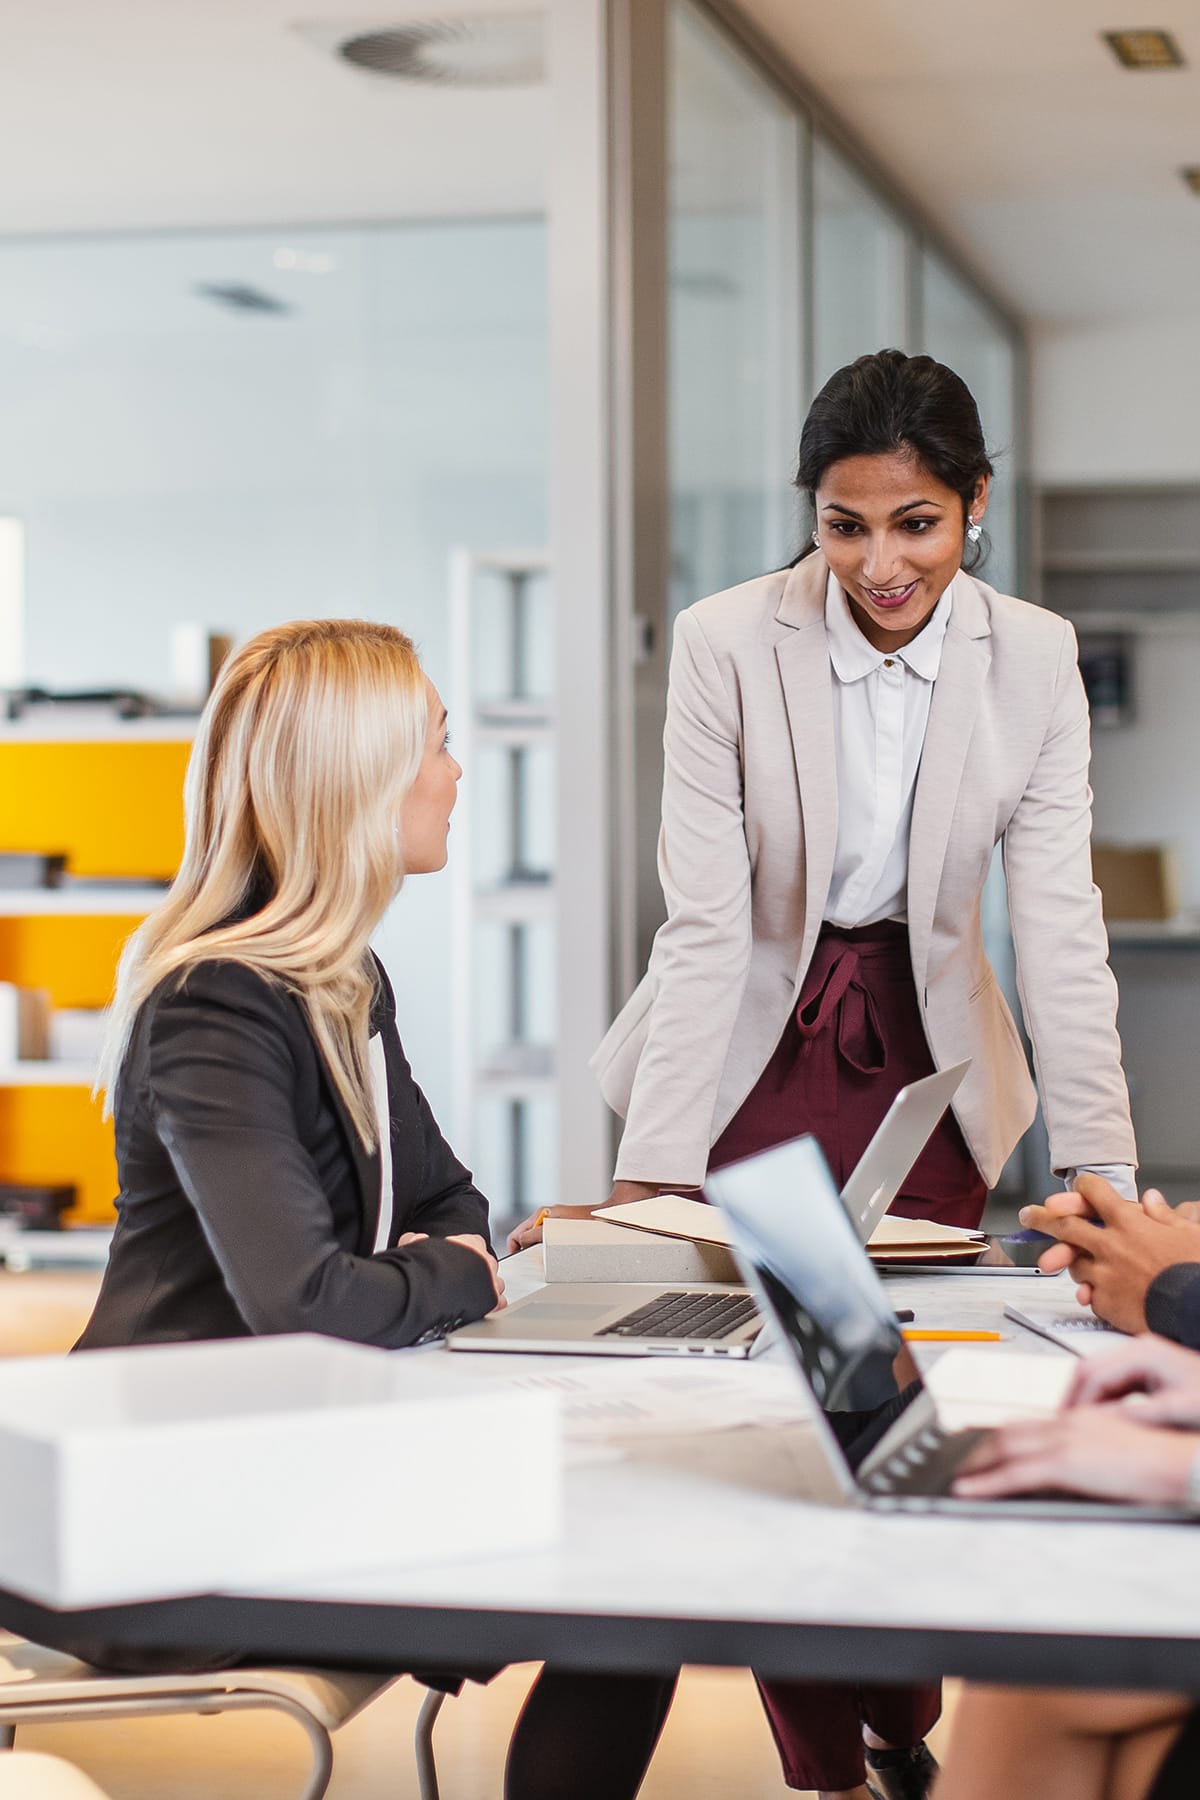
[449,549,554,1227]
[0,720,190,1221]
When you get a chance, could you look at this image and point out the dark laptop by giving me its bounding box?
[705,1136,1188,1519]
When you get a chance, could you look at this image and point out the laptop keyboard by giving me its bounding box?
[596,1290,758,1341]
[862,1425,988,1498]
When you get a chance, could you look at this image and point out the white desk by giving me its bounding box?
[2,1256,1198,1691]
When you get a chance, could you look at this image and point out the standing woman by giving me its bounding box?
[511,350,1137,1800]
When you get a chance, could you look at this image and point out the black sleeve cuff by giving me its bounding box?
[1145,1263,1200,1350]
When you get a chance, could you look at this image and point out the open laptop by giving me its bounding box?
[447,1062,968,1360]
[706,1136,1186,1519]
[840,1060,968,1242]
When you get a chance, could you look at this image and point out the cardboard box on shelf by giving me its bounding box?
[0,984,52,1060]
[1091,843,1182,922]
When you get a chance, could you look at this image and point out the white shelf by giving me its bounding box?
[1045,551,1200,575]
[0,710,196,743]
[475,699,553,728]
[473,722,555,750]
[474,881,555,924]
[1107,916,1200,947]
[0,886,166,915]
[0,1061,97,1086]
[477,1042,556,1099]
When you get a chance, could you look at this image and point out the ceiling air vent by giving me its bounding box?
[339,15,544,86]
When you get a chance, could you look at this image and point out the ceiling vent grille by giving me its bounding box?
[339,15,544,86]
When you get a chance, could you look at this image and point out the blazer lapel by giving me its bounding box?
[907,584,993,997]
[775,559,838,982]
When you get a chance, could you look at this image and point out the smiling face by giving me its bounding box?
[397,681,462,874]
[816,449,990,651]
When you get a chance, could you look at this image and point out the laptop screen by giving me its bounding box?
[706,1135,925,1474]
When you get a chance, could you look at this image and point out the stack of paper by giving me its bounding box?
[865,1214,988,1262]
[597,1194,986,1262]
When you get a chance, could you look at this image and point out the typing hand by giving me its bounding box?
[951,1409,1197,1505]
[1067,1334,1200,1428]
[447,1233,507,1311]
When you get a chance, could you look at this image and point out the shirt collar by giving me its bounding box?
[824,570,955,685]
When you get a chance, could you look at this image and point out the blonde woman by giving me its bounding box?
[78,617,503,1352]
[61,620,677,1800]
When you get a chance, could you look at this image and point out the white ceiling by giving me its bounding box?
[0,0,1196,332]
[737,0,1200,328]
[0,2,547,233]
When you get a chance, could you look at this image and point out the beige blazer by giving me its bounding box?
[592,554,1136,1189]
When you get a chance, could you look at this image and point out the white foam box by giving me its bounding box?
[543,1216,740,1285]
[0,1333,561,1608]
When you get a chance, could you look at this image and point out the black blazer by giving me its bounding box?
[75,957,497,1352]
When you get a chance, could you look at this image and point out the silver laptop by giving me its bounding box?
[707,1136,1186,1519]
[840,1060,969,1242]
[447,1064,968,1360]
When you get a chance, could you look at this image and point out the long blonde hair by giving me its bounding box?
[100,618,429,1145]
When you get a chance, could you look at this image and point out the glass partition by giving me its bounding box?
[920,249,1018,593]
[667,0,802,610]
[812,137,911,395]
[0,217,548,1151]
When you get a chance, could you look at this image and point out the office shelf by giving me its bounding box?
[450,547,556,1223]
[0,733,190,1220]
[0,1062,97,1086]
[0,887,167,916]
[474,880,556,924]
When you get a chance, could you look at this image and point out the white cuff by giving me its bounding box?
[1063,1164,1138,1204]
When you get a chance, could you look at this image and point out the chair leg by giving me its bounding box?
[414,1688,447,1800]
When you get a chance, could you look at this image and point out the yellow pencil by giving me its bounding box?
[902,1329,1002,1343]
[533,1208,550,1229]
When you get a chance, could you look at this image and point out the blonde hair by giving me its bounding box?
[100,618,429,1145]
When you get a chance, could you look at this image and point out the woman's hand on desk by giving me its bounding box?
[505,1181,676,1253]
[506,1206,597,1253]
[951,1410,1197,1505]
[1068,1334,1200,1428]
[446,1233,507,1311]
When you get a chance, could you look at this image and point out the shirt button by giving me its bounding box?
[883,657,895,667]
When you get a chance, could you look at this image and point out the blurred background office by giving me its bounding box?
[0,1,1197,1247]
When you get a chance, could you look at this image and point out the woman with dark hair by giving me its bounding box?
[512,350,1136,1799]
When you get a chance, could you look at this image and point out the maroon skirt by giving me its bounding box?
[710,918,985,1228]
[709,919,983,1792]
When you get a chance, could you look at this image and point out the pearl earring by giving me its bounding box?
[811,529,821,548]
[966,516,982,544]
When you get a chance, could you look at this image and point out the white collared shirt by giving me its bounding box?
[823,571,954,929]
[821,570,1136,1201]
[368,1031,393,1254]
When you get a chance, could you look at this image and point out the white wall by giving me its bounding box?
[1032,315,1200,486]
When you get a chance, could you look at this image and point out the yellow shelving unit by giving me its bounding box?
[0,727,191,1222]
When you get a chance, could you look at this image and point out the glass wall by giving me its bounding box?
[921,248,1018,592]
[667,1,801,609]
[0,218,548,1168]
[811,136,911,394]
